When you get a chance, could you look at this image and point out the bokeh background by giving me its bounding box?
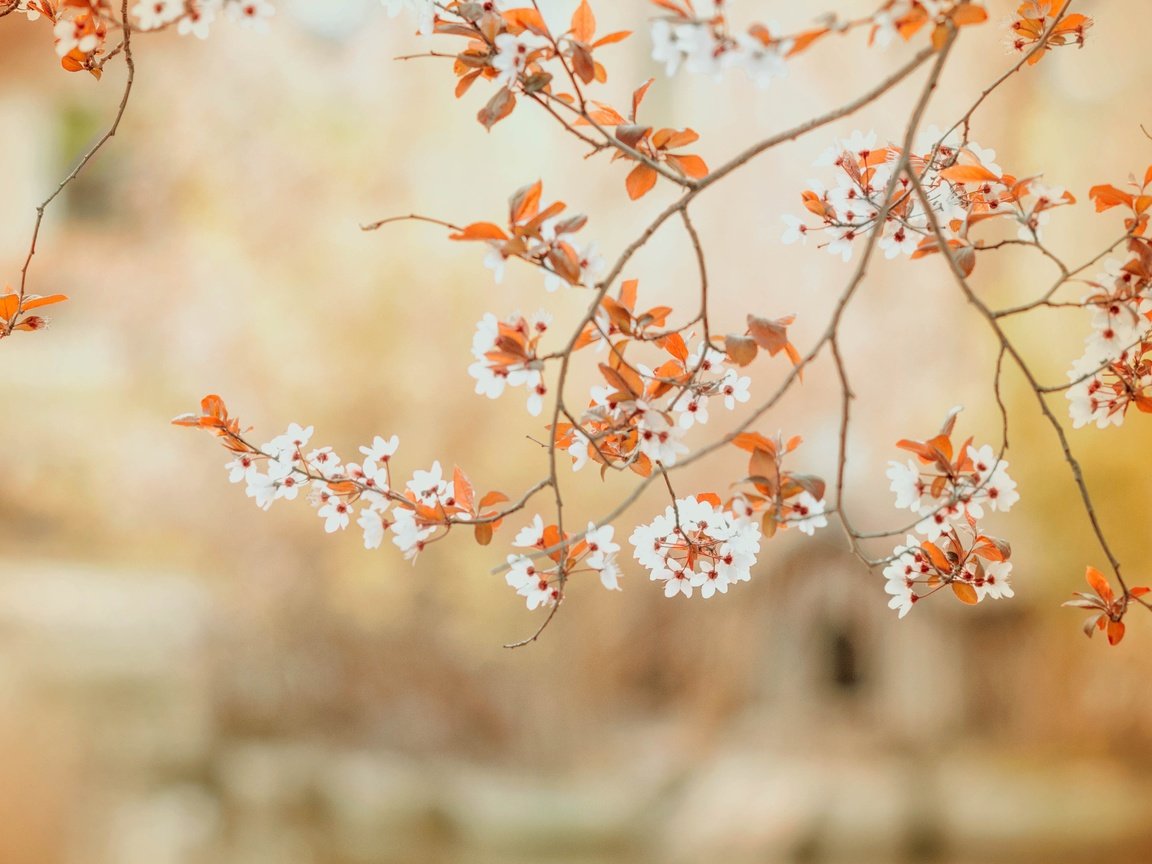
[3,1,1152,862]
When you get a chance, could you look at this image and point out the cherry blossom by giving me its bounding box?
[629,496,761,599]
[131,0,184,30]
[787,126,1073,271]
[885,415,1018,541]
[492,31,551,88]
[883,525,1014,618]
[227,0,274,30]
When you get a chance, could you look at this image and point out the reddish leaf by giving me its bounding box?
[571,43,596,84]
[474,522,494,545]
[1107,618,1126,646]
[746,314,795,355]
[1086,565,1114,603]
[478,86,516,130]
[724,334,758,367]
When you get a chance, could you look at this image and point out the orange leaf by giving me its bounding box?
[746,314,794,356]
[930,22,949,51]
[478,86,516,129]
[449,222,509,242]
[593,30,631,48]
[1107,618,1125,646]
[582,103,627,126]
[510,180,543,223]
[950,4,988,26]
[1053,13,1090,33]
[631,78,654,121]
[571,0,595,43]
[665,153,708,179]
[660,332,689,363]
[20,293,69,311]
[923,542,951,572]
[952,581,979,605]
[1085,565,1114,602]
[479,492,508,512]
[731,432,777,456]
[200,395,228,421]
[940,164,1001,183]
[0,294,19,321]
[542,524,566,562]
[503,7,549,36]
[453,466,474,512]
[785,27,829,57]
[598,362,642,399]
[652,127,699,150]
[724,334,758,367]
[455,69,481,99]
[619,278,638,311]
[474,522,494,546]
[625,164,658,200]
[1088,184,1134,212]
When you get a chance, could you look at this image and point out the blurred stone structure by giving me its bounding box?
[3,553,1152,864]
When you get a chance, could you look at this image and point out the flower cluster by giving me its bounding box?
[555,285,787,477]
[649,1,797,88]
[629,494,761,598]
[783,126,1074,270]
[883,524,1013,618]
[0,289,67,340]
[131,0,273,37]
[1064,178,1152,428]
[15,0,273,75]
[379,1,711,200]
[172,396,512,561]
[649,0,990,87]
[468,310,551,416]
[1005,0,1091,64]
[383,0,629,127]
[869,1,990,49]
[882,410,1017,614]
[148,0,1149,649]
[449,181,605,291]
[1063,566,1150,647]
[505,516,621,609]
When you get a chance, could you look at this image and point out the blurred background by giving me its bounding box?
[3,1,1152,862]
